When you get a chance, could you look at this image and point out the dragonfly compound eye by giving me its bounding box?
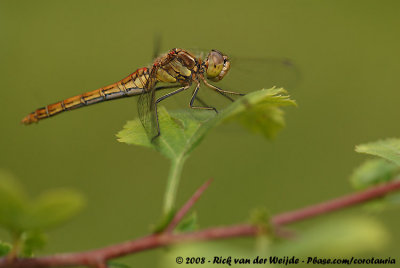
[206,50,231,82]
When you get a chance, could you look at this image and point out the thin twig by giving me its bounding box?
[1,179,400,268]
[271,179,400,225]
[166,178,213,233]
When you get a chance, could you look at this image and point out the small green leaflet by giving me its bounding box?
[355,138,400,166]
[350,159,399,189]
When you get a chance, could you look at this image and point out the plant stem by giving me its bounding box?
[163,155,186,215]
[6,232,22,263]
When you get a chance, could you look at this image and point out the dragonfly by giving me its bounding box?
[22,48,245,140]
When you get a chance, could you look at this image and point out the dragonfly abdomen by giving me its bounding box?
[21,68,150,125]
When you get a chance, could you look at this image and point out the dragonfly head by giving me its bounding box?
[205,50,230,82]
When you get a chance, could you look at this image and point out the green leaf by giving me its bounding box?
[117,106,213,160]
[22,189,85,230]
[118,88,295,216]
[352,143,400,209]
[350,159,399,189]
[0,241,11,257]
[0,171,85,257]
[116,120,153,149]
[0,171,27,232]
[117,88,296,159]
[273,216,389,257]
[222,90,296,140]
[355,138,400,166]
[176,212,198,232]
[20,231,47,257]
[0,170,85,232]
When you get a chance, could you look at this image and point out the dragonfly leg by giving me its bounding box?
[153,85,190,141]
[195,96,218,113]
[154,84,181,91]
[189,83,218,113]
[203,79,245,102]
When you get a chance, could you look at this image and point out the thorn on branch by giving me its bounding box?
[165,178,213,233]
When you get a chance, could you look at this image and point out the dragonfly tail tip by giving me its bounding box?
[21,113,38,125]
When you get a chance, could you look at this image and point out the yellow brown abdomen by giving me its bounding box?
[21,67,150,124]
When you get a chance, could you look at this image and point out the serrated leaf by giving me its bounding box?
[116,120,153,148]
[117,106,214,160]
[223,91,295,139]
[117,88,296,160]
[176,212,198,232]
[0,241,11,257]
[22,189,85,230]
[273,217,388,257]
[350,159,399,189]
[20,231,47,257]
[355,138,400,166]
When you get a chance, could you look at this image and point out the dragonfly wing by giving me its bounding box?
[152,33,163,61]
[183,48,301,91]
[221,56,301,93]
[138,80,159,140]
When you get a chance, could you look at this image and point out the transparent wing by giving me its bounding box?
[193,55,301,111]
[145,47,301,118]
[137,78,159,140]
[152,33,163,61]
[184,47,301,91]
[219,56,301,94]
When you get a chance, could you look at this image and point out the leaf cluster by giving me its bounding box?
[0,171,85,257]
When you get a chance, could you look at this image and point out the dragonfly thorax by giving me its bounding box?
[154,48,199,84]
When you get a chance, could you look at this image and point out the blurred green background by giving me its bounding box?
[1,0,400,266]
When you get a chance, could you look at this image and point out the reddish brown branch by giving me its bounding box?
[271,179,400,225]
[0,225,258,268]
[2,179,400,268]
